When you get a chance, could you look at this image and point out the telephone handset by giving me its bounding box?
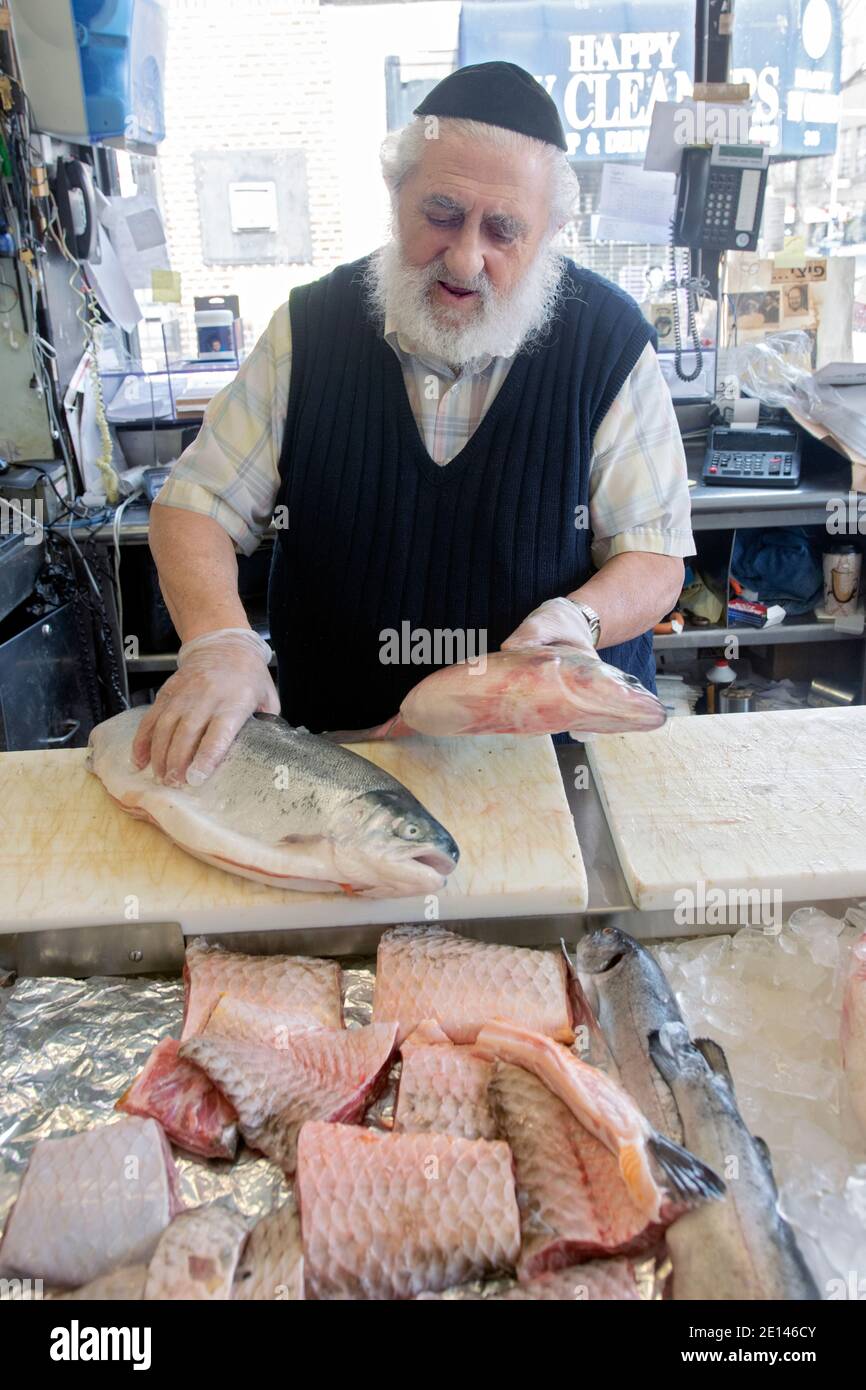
[54,157,100,264]
[668,142,769,384]
[673,144,770,253]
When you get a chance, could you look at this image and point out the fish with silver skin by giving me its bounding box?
[87,708,459,896]
[575,926,685,1142]
[649,1022,819,1302]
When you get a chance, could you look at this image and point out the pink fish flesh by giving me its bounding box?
[296,1121,521,1299]
[179,1022,398,1172]
[144,1205,248,1300]
[417,1257,645,1300]
[373,925,573,1046]
[842,932,866,1141]
[0,1117,182,1288]
[489,1063,669,1278]
[232,1202,304,1301]
[399,645,667,737]
[181,940,343,1040]
[52,1265,149,1301]
[117,1038,238,1160]
[395,1035,497,1140]
[474,1020,725,1223]
[117,940,343,1158]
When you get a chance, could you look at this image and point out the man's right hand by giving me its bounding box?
[132,628,279,787]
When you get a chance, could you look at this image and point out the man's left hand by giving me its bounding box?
[502,596,599,658]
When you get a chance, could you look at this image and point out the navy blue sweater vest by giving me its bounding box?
[269,254,656,732]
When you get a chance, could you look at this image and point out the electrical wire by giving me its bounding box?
[111,489,141,668]
[45,201,120,502]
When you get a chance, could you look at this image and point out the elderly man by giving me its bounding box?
[138,61,693,786]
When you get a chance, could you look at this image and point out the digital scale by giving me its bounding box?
[701,425,802,488]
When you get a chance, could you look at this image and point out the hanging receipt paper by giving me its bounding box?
[591,165,677,245]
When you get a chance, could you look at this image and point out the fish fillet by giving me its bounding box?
[182,939,343,1040]
[418,1258,644,1300]
[0,1118,182,1288]
[395,1037,497,1140]
[144,1206,248,1300]
[87,707,459,896]
[842,932,866,1142]
[233,1203,304,1301]
[474,1020,725,1223]
[53,1265,148,1301]
[296,1121,521,1299]
[373,925,573,1046]
[117,1038,238,1160]
[117,940,340,1157]
[179,1022,398,1172]
[489,1063,666,1279]
[399,645,666,736]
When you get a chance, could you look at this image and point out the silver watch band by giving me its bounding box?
[570,599,601,648]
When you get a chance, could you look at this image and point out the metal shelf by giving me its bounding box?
[654,617,864,651]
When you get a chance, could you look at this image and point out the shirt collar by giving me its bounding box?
[383,308,502,379]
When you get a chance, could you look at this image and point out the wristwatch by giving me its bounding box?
[570,598,602,648]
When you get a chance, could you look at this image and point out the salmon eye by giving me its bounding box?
[396,819,422,840]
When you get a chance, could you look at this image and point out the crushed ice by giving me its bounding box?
[652,904,866,1300]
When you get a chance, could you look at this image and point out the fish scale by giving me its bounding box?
[232,1202,304,1301]
[87,707,459,896]
[395,1041,497,1139]
[417,1257,644,1300]
[181,939,343,1039]
[0,1117,181,1288]
[296,1121,521,1299]
[373,925,573,1045]
[489,1063,666,1279]
[144,1206,248,1300]
[179,1022,398,1173]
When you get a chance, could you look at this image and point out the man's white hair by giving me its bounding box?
[380,116,579,232]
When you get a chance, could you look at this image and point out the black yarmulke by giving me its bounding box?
[414,61,568,152]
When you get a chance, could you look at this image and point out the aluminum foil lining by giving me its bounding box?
[0,966,376,1228]
[0,962,662,1299]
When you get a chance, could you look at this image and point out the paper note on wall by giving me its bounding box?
[591,164,676,245]
[151,269,182,303]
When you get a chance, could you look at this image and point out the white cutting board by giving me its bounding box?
[587,706,866,910]
[0,735,588,934]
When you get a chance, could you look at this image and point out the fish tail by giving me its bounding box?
[647,1131,726,1205]
[694,1036,734,1086]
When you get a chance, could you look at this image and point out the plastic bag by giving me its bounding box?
[739,331,866,460]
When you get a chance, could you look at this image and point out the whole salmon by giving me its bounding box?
[575,926,685,1142]
[649,1022,819,1301]
[87,708,459,896]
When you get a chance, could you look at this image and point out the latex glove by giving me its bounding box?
[132,628,279,787]
[502,596,600,659]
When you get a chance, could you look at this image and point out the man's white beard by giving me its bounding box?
[365,236,566,369]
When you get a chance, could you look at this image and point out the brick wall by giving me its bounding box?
[157,0,344,355]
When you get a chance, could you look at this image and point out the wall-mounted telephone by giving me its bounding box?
[667,143,769,384]
[673,144,770,253]
[53,157,100,264]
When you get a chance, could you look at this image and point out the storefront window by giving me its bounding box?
[112,0,863,371]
